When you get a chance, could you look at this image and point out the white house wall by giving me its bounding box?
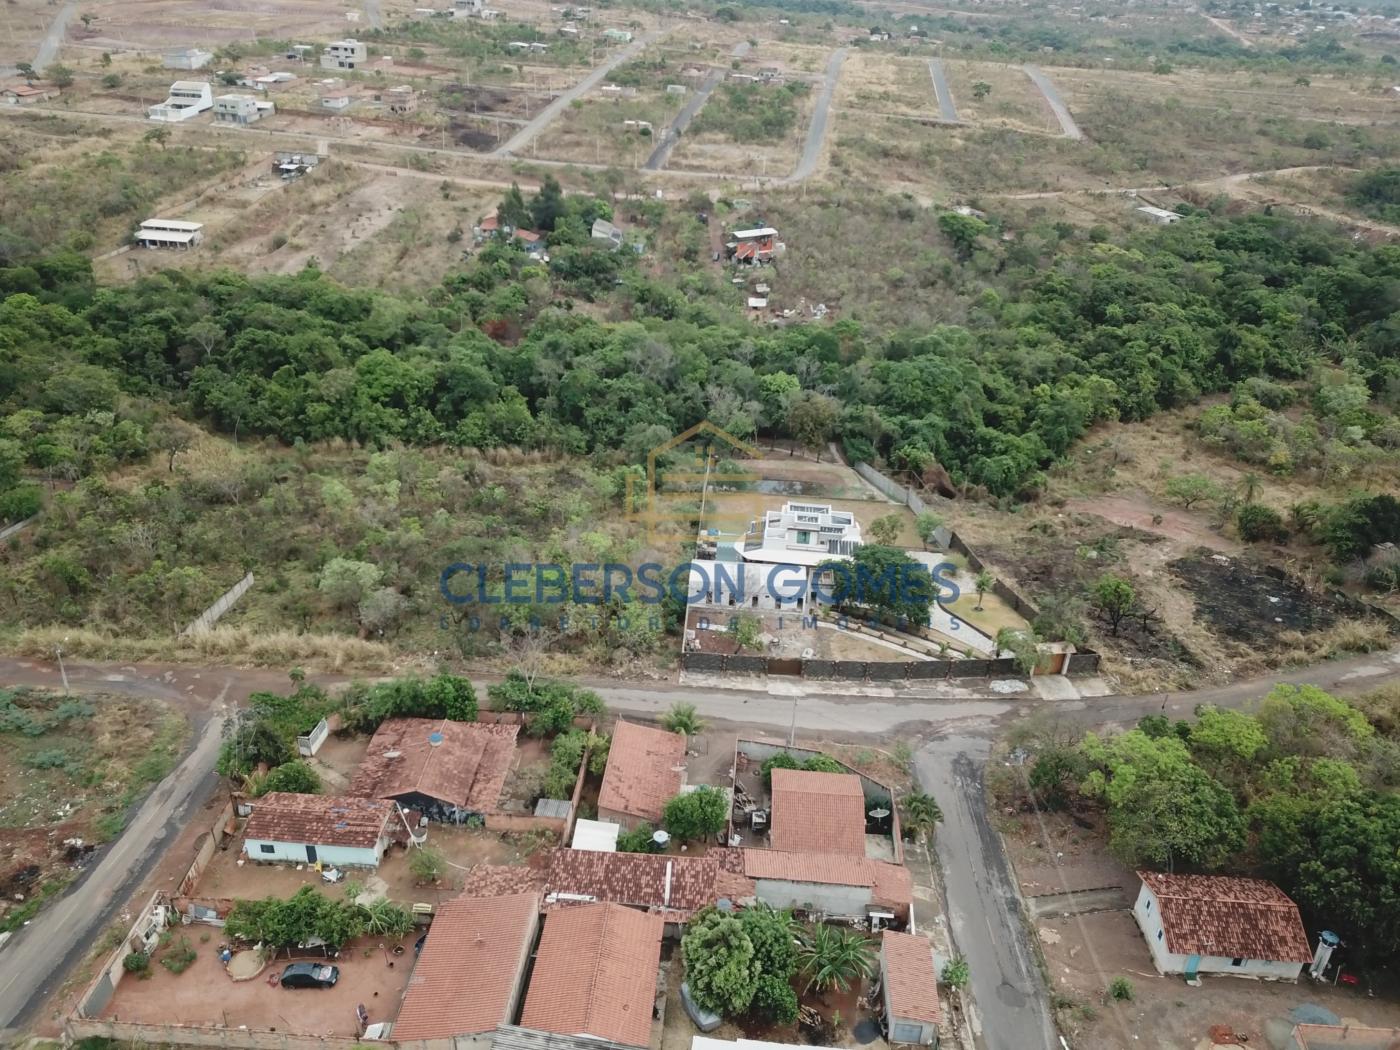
[1133,884,1303,982]
[243,838,384,868]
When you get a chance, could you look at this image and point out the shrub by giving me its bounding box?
[250,760,321,797]
[123,951,151,975]
[1237,504,1288,544]
[940,955,969,988]
[160,936,197,975]
[408,846,445,884]
[617,822,659,853]
[1107,976,1134,1001]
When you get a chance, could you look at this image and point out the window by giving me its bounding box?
[1145,899,1151,911]
[796,531,811,544]
[1231,958,1244,967]
[891,1024,923,1044]
[1156,930,1163,941]
[259,844,275,854]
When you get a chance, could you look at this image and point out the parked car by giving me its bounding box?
[280,962,339,989]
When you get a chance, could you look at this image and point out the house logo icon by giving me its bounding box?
[626,421,761,546]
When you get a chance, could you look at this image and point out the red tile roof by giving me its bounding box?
[598,721,686,823]
[520,902,663,1048]
[769,768,868,856]
[882,931,941,1026]
[393,891,540,1040]
[479,214,500,231]
[543,848,752,919]
[1138,871,1311,963]
[742,850,912,910]
[349,718,518,812]
[460,862,547,898]
[242,792,395,850]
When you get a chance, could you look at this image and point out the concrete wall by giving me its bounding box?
[1133,884,1303,981]
[181,571,254,635]
[678,652,1023,679]
[76,892,166,1019]
[241,838,383,868]
[754,877,873,917]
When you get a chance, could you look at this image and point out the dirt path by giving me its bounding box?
[1203,12,1253,47]
[495,28,670,157]
[1022,64,1082,141]
[782,47,847,185]
[1062,492,1240,554]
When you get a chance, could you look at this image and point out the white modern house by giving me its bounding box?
[1133,871,1312,981]
[135,219,205,250]
[737,501,863,566]
[147,81,213,122]
[321,38,368,70]
[1136,204,1182,225]
[163,48,213,71]
[242,792,401,868]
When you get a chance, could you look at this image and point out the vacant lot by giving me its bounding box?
[536,89,683,167]
[941,60,1060,135]
[836,52,937,120]
[0,689,187,934]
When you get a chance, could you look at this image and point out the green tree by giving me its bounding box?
[900,791,942,842]
[318,557,383,611]
[1090,574,1136,636]
[729,612,763,652]
[869,513,904,546]
[617,822,660,853]
[498,182,531,229]
[143,126,171,150]
[663,785,728,843]
[820,544,936,628]
[1164,473,1222,509]
[996,626,1040,675]
[940,956,969,989]
[251,760,321,797]
[16,62,35,84]
[786,390,840,458]
[360,899,414,938]
[48,64,74,88]
[661,702,706,737]
[798,924,875,993]
[530,175,566,232]
[937,212,988,260]
[974,569,994,611]
[1237,504,1288,543]
[682,907,759,1016]
[970,81,991,100]
[915,511,943,547]
[408,846,445,884]
[739,905,797,980]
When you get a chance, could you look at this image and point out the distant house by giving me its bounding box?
[322,38,368,70]
[213,93,265,124]
[242,792,399,867]
[2,84,53,105]
[1133,871,1312,981]
[738,500,862,567]
[726,226,779,264]
[520,903,664,1048]
[598,720,686,828]
[164,47,213,70]
[591,218,625,248]
[349,717,519,821]
[602,27,633,42]
[147,81,213,122]
[666,83,687,94]
[542,848,755,926]
[383,84,417,114]
[135,218,204,250]
[881,931,941,1045]
[1136,204,1182,225]
[321,93,353,111]
[394,892,540,1039]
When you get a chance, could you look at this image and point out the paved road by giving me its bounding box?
[495,29,668,157]
[782,47,847,185]
[927,58,960,123]
[916,738,1058,1050]
[644,68,722,171]
[2,645,1397,1035]
[34,0,76,72]
[363,0,384,29]
[0,709,228,1028]
[1022,64,1082,141]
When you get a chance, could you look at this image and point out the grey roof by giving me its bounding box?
[493,1024,637,1050]
[534,798,571,819]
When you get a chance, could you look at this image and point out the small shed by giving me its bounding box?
[880,931,940,1045]
[571,818,621,852]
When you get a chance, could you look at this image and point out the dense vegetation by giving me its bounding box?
[1018,684,1400,965]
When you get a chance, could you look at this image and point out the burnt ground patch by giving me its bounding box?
[1169,549,1370,644]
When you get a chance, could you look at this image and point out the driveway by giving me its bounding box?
[783,47,847,184]
[1022,65,1082,141]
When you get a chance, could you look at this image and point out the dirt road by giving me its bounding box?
[495,28,669,157]
[645,68,722,171]
[928,58,960,123]
[1203,13,1252,47]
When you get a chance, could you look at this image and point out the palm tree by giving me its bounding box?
[1240,472,1260,505]
[798,924,875,993]
[974,570,994,611]
[661,702,706,737]
[901,791,943,842]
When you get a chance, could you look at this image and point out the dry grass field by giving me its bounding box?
[941,59,1061,135]
[835,52,937,119]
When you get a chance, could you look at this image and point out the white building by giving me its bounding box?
[135,218,204,250]
[242,792,401,868]
[602,27,633,42]
[213,93,267,124]
[147,81,213,122]
[1136,204,1182,225]
[737,501,862,567]
[163,48,213,70]
[321,93,353,111]
[1133,871,1311,982]
[321,38,368,70]
[591,218,624,248]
